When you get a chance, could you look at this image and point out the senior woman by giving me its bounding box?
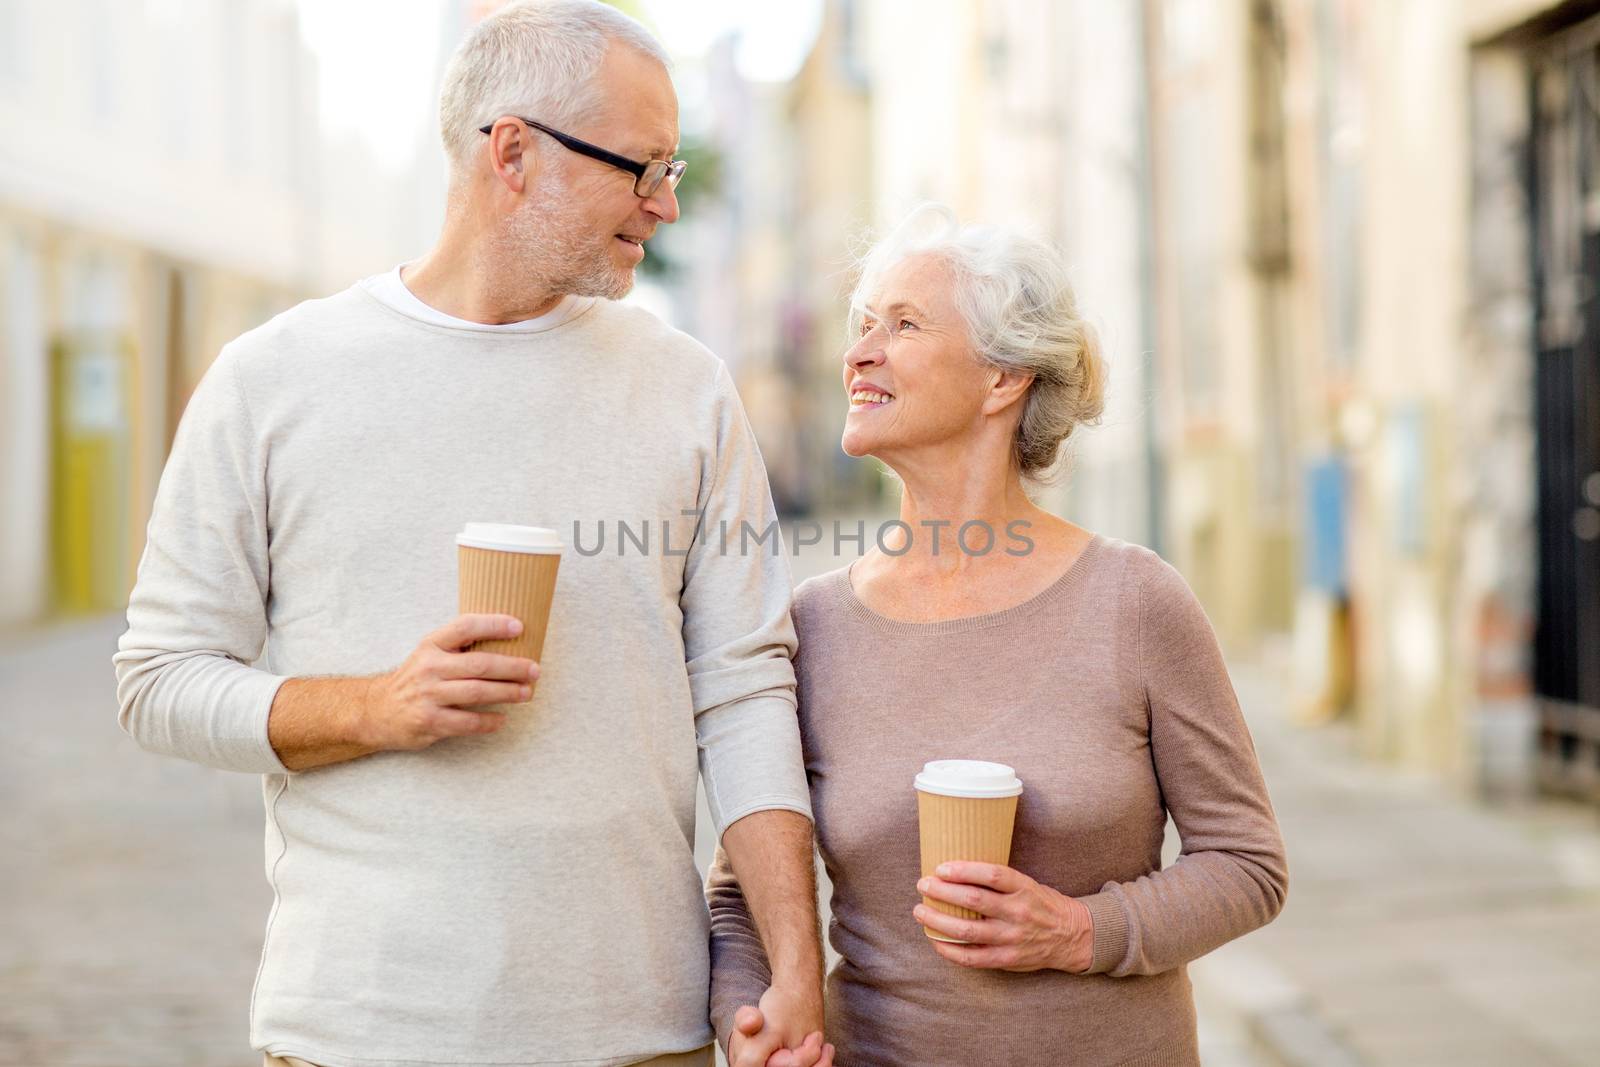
[706,207,1287,1067]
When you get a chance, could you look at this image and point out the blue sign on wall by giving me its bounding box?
[1304,455,1348,597]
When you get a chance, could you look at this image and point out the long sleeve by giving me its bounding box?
[682,364,811,836]
[112,345,290,773]
[705,842,775,1053]
[1076,560,1289,976]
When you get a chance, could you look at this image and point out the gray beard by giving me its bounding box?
[501,177,635,303]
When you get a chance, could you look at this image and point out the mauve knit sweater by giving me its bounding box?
[706,535,1288,1066]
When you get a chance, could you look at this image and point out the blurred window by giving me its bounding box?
[2,230,49,623]
[0,1,25,96]
[87,0,115,120]
[1163,0,1217,70]
[837,0,868,89]
[1154,0,1222,415]
[1170,95,1220,409]
[1316,0,1363,373]
[222,3,249,171]
[147,0,192,158]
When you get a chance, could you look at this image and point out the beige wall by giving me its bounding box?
[0,0,432,626]
[1344,0,1472,770]
[1044,0,1156,548]
[866,0,985,218]
[1146,0,1294,650]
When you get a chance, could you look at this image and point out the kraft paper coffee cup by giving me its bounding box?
[456,524,563,676]
[915,760,1024,943]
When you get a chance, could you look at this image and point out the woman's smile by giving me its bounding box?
[848,386,896,410]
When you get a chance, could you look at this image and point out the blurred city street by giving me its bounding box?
[5,585,1599,1066]
[5,0,1600,1063]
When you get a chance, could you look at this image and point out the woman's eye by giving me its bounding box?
[898,319,917,332]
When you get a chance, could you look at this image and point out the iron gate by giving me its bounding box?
[1531,15,1600,800]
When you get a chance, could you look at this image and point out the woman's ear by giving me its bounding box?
[981,370,1034,416]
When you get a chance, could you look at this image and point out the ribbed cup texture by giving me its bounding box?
[458,546,561,662]
[917,791,1018,941]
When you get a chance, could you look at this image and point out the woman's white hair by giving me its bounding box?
[849,204,1108,482]
[437,0,670,176]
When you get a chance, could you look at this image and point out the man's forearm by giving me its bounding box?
[720,808,823,986]
[264,614,532,772]
[268,675,379,771]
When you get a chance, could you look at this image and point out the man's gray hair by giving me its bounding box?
[438,0,670,176]
[850,205,1108,482]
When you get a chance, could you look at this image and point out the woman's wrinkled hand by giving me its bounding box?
[913,861,1094,973]
[727,997,835,1067]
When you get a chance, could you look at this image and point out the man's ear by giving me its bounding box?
[486,121,532,194]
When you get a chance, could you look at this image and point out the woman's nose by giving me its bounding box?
[845,333,886,368]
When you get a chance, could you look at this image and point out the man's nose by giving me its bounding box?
[643,181,680,224]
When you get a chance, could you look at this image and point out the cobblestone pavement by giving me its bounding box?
[1196,662,1600,1067]
[1,617,269,1066]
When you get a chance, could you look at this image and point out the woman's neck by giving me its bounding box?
[879,452,1052,577]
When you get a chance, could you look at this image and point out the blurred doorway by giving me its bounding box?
[1531,12,1600,801]
[49,254,133,616]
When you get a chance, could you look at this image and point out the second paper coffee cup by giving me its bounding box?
[915,759,1024,943]
[456,523,563,673]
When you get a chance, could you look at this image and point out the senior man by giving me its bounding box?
[114,4,829,1066]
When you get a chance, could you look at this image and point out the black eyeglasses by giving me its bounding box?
[478,116,686,198]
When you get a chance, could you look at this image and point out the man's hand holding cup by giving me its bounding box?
[358,613,539,750]
[344,523,563,755]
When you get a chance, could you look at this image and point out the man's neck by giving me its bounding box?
[401,228,565,325]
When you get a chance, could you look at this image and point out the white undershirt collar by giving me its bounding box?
[358,264,594,332]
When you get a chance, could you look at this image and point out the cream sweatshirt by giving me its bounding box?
[114,283,810,1067]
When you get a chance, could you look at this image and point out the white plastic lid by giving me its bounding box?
[913,759,1024,799]
[456,523,564,554]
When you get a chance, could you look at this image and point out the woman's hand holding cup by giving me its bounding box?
[914,861,1095,973]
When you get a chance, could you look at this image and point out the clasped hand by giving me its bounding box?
[728,983,834,1067]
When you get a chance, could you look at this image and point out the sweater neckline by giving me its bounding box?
[359,265,596,333]
[352,283,601,338]
[836,533,1104,636]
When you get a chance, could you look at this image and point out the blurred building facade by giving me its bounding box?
[1139,0,1600,800]
[0,0,449,629]
[719,0,1600,802]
